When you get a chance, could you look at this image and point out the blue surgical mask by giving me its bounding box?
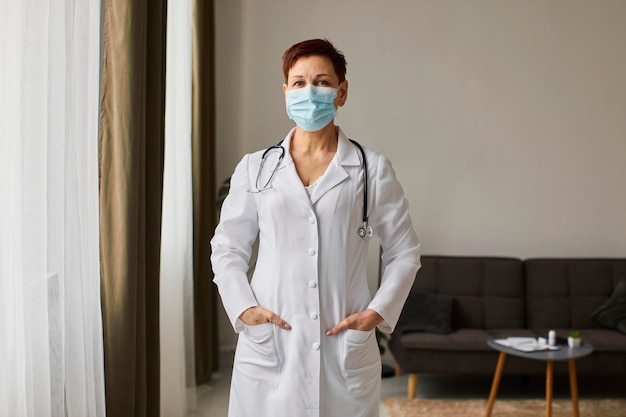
[285,84,339,132]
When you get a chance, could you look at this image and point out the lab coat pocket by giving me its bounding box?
[235,323,280,387]
[341,329,381,393]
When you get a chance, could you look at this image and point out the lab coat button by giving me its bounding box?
[309,312,318,320]
[308,281,317,288]
[312,342,320,350]
[307,248,316,256]
[308,217,315,224]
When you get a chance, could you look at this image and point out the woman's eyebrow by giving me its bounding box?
[289,73,332,79]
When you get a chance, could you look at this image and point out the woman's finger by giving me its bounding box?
[269,314,292,330]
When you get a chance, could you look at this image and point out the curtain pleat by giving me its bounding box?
[99,0,167,415]
[160,0,198,414]
[192,0,219,384]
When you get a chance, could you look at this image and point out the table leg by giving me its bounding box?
[568,359,580,417]
[485,352,507,417]
[545,360,554,417]
[407,373,418,400]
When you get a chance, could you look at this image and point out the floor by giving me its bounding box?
[193,350,626,417]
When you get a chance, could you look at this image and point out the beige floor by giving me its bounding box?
[193,350,626,417]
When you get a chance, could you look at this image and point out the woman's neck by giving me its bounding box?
[291,123,338,154]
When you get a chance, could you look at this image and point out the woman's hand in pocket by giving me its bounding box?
[325,309,383,336]
[239,306,292,330]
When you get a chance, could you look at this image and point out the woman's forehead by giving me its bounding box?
[288,55,336,78]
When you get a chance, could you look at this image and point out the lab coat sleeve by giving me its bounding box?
[367,154,421,333]
[210,154,260,333]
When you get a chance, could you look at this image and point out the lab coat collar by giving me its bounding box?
[336,126,362,167]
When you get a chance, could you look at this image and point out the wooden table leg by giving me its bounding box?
[545,360,554,417]
[407,373,418,400]
[568,359,580,417]
[485,352,507,417]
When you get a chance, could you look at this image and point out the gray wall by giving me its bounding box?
[215,0,626,349]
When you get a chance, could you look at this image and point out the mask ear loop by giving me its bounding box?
[349,139,373,241]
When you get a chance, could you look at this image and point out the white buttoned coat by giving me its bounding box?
[211,127,421,417]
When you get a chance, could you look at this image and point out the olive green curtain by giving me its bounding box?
[192,0,220,384]
[99,0,218,413]
[98,0,167,415]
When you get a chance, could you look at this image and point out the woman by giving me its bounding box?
[211,39,421,417]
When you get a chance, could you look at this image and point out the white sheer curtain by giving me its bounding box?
[0,0,105,416]
[161,0,197,415]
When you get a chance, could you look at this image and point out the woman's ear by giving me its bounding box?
[337,80,348,107]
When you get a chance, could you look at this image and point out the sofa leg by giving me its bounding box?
[407,373,418,399]
[394,362,402,377]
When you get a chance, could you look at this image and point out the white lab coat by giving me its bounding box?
[211,127,420,417]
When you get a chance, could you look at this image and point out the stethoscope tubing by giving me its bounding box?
[348,139,368,226]
[258,138,371,240]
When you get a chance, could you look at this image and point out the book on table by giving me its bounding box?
[493,337,560,352]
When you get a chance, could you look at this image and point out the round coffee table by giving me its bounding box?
[485,339,594,417]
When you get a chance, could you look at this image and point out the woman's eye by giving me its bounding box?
[316,80,330,86]
[292,81,305,87]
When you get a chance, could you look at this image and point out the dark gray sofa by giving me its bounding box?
[388,256,626,399]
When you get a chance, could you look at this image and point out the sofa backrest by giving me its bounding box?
[411,256,525,329]
[524,258,626,330]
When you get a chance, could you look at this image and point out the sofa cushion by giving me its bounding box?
[392,328,537,351]
[407,256,525,329]
[525,259,626,330]
[592,280,626,334]
[395,292,453,335]
[573,328,626,352]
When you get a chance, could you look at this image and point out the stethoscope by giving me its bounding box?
[255,139,373,241]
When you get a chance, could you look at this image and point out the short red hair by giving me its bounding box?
[282,39,347,83]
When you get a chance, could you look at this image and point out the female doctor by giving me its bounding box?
[211,39,421,417]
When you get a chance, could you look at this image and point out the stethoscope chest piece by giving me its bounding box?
[357,223,374,241]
